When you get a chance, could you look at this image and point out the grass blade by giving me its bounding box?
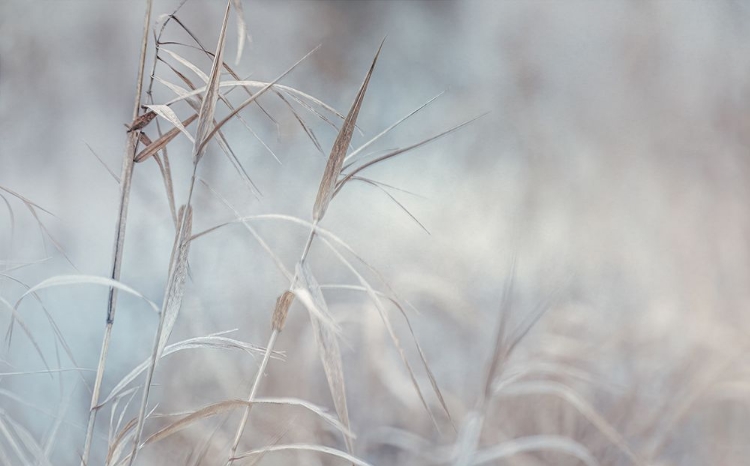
[313,39,384,222]
[296,263,353,453]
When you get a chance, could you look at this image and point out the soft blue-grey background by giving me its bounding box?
[2,1,750,464]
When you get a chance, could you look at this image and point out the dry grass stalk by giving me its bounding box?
[126,3,232,464]
[81,1,153,464]
[313,39,384,222]
[226,41,384,463]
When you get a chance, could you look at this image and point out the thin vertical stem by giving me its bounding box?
[227,222,318,464]
[127,166,199,466]
[227,329,278,463]
[80,1,153,465]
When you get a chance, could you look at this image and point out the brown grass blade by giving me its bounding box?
[144,104,195,143]
[313,39,384,222]
[191,2,231,164]
[125,110,157,133]
[134,114,198,163]
[145,400,252,446]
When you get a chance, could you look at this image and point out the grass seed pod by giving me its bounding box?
[271,290,295,331]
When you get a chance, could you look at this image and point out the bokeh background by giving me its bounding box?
[2,1,750,465]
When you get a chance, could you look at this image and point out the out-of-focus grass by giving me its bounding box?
[1,1,749,465]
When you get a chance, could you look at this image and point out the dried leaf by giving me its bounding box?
[144,104,195,143]
[313,39,384,221]
[125,110,157,133]
[191,2,231,164]
[134,114,198,163]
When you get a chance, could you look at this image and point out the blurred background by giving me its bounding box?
[2,1,750,464]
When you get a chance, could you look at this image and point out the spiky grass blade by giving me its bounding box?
[313,39,384,222]
[335,113,487,198]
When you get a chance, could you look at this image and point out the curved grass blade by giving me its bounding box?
[134,114,198,163]
[335,113,488,198]
[296,262,353,453]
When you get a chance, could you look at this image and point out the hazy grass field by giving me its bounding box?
[1,1,749,465]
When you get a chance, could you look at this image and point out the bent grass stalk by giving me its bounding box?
[226,41,384,464]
